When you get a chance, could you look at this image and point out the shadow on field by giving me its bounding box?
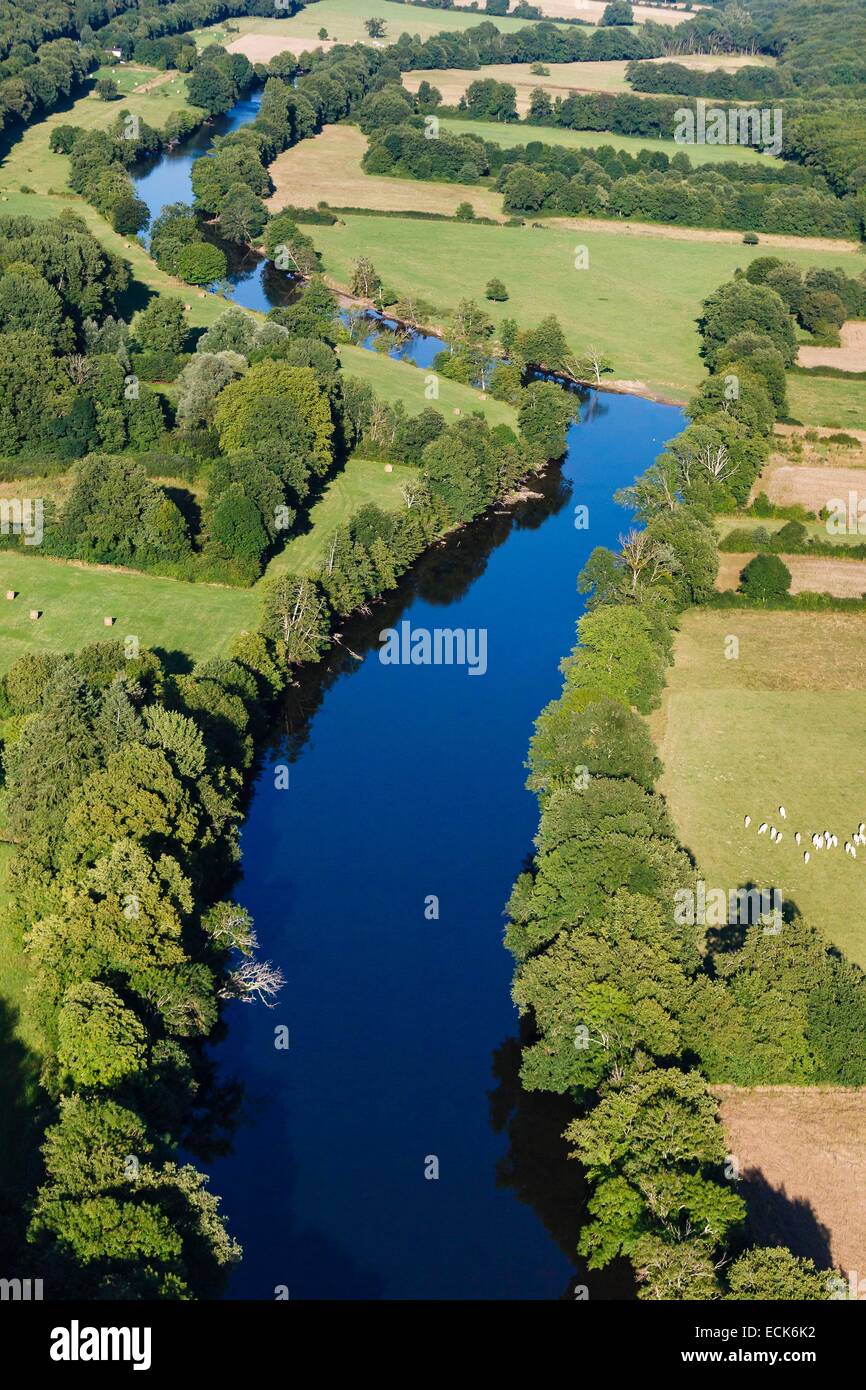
[739,1168,834,1271]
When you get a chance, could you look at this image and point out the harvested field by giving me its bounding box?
[715,551,866,597]
[268,124,505,219]
[716,1086,866,1284]
[228,34,335,61]
[405,51,777,113]
[404,61,638,111]
[449,0,697,22]
[756,462,866,512]
[798,321,866,372]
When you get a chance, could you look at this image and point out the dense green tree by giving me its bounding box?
[218,183,268,244]
[526,692,661,797]
[726,1247,834,1301]
[740,552,792,601]
[132,297,188,355]
[518,380,577,461]
[699,280,797,369]
[214,361,335,490]
[57,981,148,1088]
[176,242,227,287]
[563,605,667,713]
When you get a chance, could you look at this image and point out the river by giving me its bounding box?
[133,96,686,1301]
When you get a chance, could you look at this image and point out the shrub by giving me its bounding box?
[176,243,227,286]
[740,553,792,600]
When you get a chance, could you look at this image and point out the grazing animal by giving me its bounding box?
[770,827,777,842]
[777,833,783,843]
[758,823,768,834]
[795,832,801,845]
[779,806,786,819]
[846,842,852,855]
[804,852,810,864]
[744,815,751,828]
[853,847,858,859]
[859,823,864,836]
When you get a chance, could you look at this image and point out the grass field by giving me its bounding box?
[0,553,260,674]
[266,455,418,577]
[652,608,866,966]
[786,374,866,432]
[716,516,866,549]
[312,214,861,400]
[338,341,518,424]
[444,114,767,166]
[449,0,696,23]
[192,1,563,51]
[440,115,770,166]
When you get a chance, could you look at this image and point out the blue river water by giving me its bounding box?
[134,95,686,1300]
[206,389,685,1301]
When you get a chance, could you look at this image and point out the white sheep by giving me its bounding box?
[795,832,801,845]
[779,806,786,819]
[758,823,768,835]
[804,852,810,864]
[744,815,751,828]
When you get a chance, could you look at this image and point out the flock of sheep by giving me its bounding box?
[743,809,866,864]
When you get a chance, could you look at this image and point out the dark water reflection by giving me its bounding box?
[205,390,684,1300]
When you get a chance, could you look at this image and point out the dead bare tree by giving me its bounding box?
[220,959,285,1007]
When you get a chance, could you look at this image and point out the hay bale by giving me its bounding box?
[384,463,393,473]
[29,609,40,620]
[5,589,15,600]
[104,616,115,627]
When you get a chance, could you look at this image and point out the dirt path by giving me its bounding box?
[132,70,177,94]
[552,216,861,254]
[799,321,866,372]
